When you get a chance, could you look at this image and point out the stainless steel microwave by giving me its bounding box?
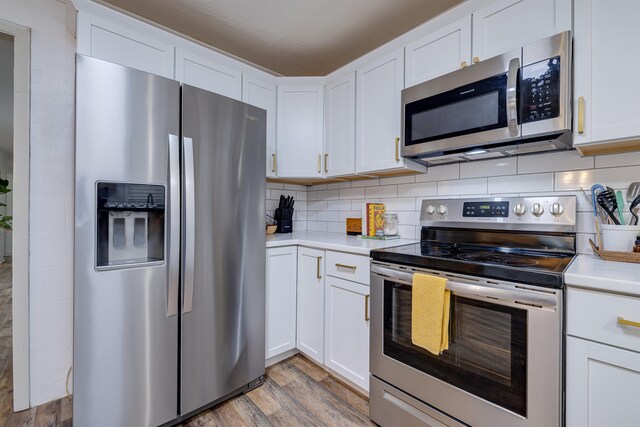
[402,31,572,165]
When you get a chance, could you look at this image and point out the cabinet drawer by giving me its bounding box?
[326,251,370,285]
[567,288,640,353]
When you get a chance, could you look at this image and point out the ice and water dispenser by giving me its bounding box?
[96,182,165,269]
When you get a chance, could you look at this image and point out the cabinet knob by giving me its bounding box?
[473,56,480,64]
[460,61,468,68]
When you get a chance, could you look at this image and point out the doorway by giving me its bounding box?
[0,18,31,413]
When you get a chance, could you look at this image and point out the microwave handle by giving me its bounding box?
[506,57,520,137]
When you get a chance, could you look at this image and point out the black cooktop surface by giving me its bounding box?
[371,243,574,288]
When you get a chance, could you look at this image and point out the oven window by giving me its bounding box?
[383,282,527,417]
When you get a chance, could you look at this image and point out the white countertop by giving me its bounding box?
[266,231,416,256]
[565,254,640,297]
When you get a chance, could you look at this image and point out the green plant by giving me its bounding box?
[0,178,12,231]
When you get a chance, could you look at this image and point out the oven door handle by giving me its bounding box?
[506,57,520,137]
[371,265,557,308]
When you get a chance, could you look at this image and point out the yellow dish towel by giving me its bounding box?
[411,273,450,355]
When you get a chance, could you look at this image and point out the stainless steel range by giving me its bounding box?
[369,196,577,427]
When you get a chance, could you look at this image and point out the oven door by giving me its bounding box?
[370,263,562,427]
[402,49,521,159]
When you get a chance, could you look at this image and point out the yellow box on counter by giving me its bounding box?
[346,218,362,235]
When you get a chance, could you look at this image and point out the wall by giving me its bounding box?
[1,0,76,406]
[265,183,308,232]
[305,150,640,254]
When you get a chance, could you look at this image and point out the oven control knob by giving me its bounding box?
[436,204,448,215]
[550,202,564,216]
[513,203,527,216]
[531,203,545,217]
[425,205,436,215]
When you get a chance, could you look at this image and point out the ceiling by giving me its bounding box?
[97,0,465,76]
[0,33,13,159]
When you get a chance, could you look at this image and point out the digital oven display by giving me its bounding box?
[463,201,509,217]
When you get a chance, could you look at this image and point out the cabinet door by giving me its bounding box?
[266,247,297,359]
[574,0,640,147]
[277,86,324,178]
[356,49,405,174]
[472,0,571,62]
[325,276,370,391]
[405,15,472,87]
[175,49,242,100]
[243,75,277,178]
[325,73,356,177]
[76,13,174,78]
[297,247,325,364]
[566,337,640,427]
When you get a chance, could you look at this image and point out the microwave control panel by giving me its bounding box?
[521,56,561,123]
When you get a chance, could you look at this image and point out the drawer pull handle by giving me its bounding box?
[365,295,370,321]
[618,317,640,328]
[335,263,357,270]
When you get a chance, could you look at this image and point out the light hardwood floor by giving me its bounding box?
[1,260,372,427]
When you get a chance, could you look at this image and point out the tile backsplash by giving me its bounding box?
[267,150,640,254]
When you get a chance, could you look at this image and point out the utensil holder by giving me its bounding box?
[275,208,293,233]
[601,224,640,252]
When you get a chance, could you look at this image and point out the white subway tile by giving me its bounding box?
[307,221,328,232]
[555,166,640,191]
[460,158,517,178]
[352,200,366,211]
[294,220,307,231]
[308,200,327,211]
[327,200,352,211]
[340,211,362,221]
[307,191,318,201]
[365,185,398,198]
[380,175,416,185]
[380,198,416,211]
[327,222,345,233]
[438,178,488,196]
[318,211,340,222]
[488,173,553,193]
[577,233,596,254]
[397,182,437,197]
[351,178,380,188]
[307,211,318,221]
[340,187,366,199]
[317,189,340,200]
[295,201,308,211]
[415,164,460,182]
[326,181,351,190]
[309,184,327,191]
[595,152,640,168]
[284,184,307,191]
[397,225,417,239]
[577,212,596,234]
[296,191,308,201]
[518,151,594,174]
[296,211,308,221]
[266,182,284,190]
[398,211,420,226]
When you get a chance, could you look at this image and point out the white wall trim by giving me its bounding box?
[0,17,31,412]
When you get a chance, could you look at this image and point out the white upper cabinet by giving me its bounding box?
[573,0,640,153]
[472,0,571,63]
[276,85,324,178]
[242,75,277,178]
[356,49,424,175]
[405,15,472,87]
[175,49,242,100]
[325,72,356,177]
[76,13,174,78]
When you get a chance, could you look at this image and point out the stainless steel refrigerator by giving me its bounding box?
[74,55,266,426]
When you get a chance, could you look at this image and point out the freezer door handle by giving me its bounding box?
[183,137,196,313]
[167,134,180,317]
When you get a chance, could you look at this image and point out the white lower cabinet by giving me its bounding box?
[566,337,640,427]
[324,276,370,391]
[265,247,297,359]
[296,247,325,364]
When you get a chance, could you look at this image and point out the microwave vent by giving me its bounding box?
[505,143,559,156]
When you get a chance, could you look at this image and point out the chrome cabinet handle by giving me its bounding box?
[335,263,357,270]
[395,137,400,162]
[365,295,370,321]
[183,137,196,313]
[272,153,277,173]
[506,57,520,137]
[578,96,585,134]
[167,134,180,317]
[618,317,640,328]
[316,256,322,279]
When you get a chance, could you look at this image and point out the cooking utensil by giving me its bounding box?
[591,184,605,248]
[627,182,640,205]
[616,191,626,225]
[630,194,640,226]
[596,188,621,225]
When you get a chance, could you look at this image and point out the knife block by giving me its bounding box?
[274,208,293,233]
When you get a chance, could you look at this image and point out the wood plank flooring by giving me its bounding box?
[1,263,372,427]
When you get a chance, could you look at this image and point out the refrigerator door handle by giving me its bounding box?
[167,134,180,317]
[182,136,196,313]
